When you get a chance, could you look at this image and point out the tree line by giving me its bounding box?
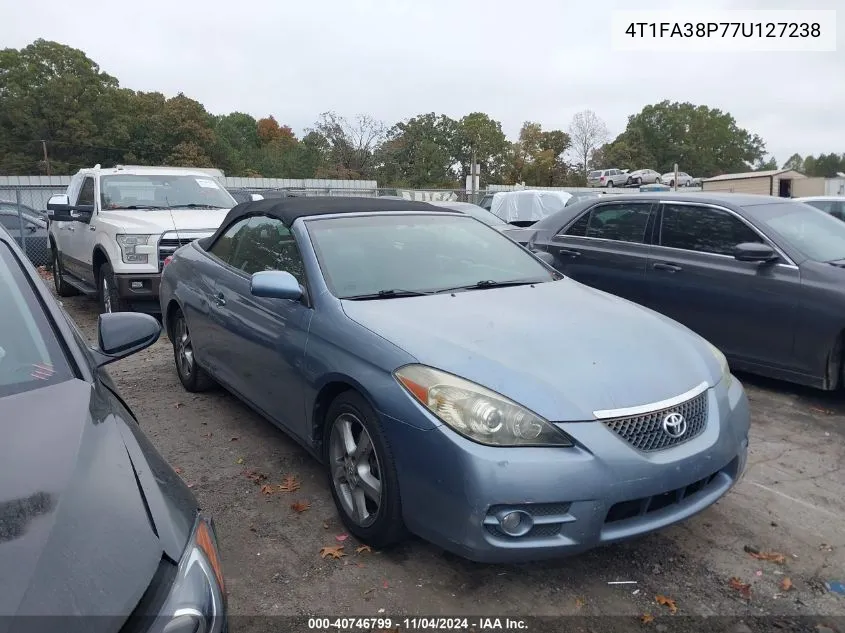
[1,39,842,187]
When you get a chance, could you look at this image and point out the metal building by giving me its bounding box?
[701,169,806,197]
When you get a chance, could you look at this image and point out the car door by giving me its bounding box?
[645,201,801,369]
[542,200,656,306]
[208,215,314,438]
[64,176,97,283]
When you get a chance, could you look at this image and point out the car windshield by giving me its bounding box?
[306,214,556,298]
[743,201,845,262]
[100,174,237,210]
[0,243,74,397]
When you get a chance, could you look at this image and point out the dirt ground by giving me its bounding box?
[54,287,845,632]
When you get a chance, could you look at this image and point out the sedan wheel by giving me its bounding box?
[171,310,214,392]
[325,391,405,548]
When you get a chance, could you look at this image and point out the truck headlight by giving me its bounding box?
[153,515,226,633]
[708,342,733,388]
[394,364,573,447]
[116,234,152,264]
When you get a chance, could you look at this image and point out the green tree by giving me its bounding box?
[802,153,845,177]
[375,113,458,187]
[0,39,122,173]
[782,153,804,172]
[615,101,766,176]
[505,122,571,186]
[452,112,509,185]
[754,156,778,171]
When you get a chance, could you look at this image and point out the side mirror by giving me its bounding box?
[250,270,303,301]
[92,313,161,367]
[734,242,778,263]
[46,194,72,221]
[250,193,264,201]
[533,250,555,266]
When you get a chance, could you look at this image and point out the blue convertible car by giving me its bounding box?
[159,197,750,563]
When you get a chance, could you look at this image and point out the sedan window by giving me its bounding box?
[0,243,74,396]
[230,216,306,283]
[562,203,653,244]
[743,201,845,262]
[307,214,556,299]
[208,217,251,265]
[659,204,763,256]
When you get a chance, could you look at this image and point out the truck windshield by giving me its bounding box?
[100,175,237,210]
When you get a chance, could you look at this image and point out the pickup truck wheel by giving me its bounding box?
[98,262,129,313]
[51,247,78,297]
[171,309,215,392]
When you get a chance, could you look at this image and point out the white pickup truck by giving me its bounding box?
[46,164,258,314]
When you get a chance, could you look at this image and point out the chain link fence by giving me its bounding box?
[0,185,59,269]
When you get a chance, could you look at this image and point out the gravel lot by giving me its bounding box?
[54,287,845,632]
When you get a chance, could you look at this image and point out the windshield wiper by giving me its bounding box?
[168,204,228,209]
[344,288,434,300]
[434,279,543,294]
[111,205,169,210]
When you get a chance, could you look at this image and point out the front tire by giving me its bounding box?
[98,262,130,313]
[325,391,405,549]
[171,309,215,392]
[51,246,78,297]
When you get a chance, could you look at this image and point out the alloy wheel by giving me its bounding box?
[175,316,194,378]
[329,413,382,527]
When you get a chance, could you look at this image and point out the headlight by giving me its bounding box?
[154,515,226,633]
[116,234,152,264]
[708,342,732,387]
[394,364,573,447]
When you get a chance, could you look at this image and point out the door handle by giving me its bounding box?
[213,292,226,307]
[557,248,581,258]
[652,262,682,273]
[89,225,96,231]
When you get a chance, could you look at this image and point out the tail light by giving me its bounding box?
[599,176,606,182]
[163,255,173,268]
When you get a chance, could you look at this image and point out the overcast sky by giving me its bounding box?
[4,0,843,167]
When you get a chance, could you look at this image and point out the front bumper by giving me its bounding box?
[385,378,749,563]
[115,273,162,313]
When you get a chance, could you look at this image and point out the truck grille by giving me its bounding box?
[157,231,215,269]
[601,391,708,452]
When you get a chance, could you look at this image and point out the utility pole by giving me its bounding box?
[471,145,477,202]
[41,140,51,176]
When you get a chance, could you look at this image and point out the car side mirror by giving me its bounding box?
[532,250,555,266]
[250,270,303,301]
[92,313,161,367]
[46,194,72,221]
[734,242,778,263]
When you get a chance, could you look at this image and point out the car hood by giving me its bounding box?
[98,209,231,234]
[0,378,187,622]
[341,279,721,422]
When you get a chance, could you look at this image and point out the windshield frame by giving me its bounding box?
[741,200,845,263]
[304,212,557,300]
[0,241,76,397]
[99,174,237,211]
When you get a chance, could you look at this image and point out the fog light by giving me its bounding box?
[498,510,533,536]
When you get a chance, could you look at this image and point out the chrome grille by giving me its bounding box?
[158,238,193,267]
[602,391,708,452]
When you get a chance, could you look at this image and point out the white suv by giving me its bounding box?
[47,164,248,314]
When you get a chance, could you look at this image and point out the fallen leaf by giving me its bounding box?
[319,546,345,559]
[236,457,244,465]
[174,402,183,408]
[780,577,794,591]
[356,545,372,554]
[230,436,239,441]
[278,475,301,492]
[203,432,212,438]
[336,534,348,542]
[655,595,677,614]
[382,580,389,589]
[260,484,274,495]
[729,577,752,599]
[174,467,183,474]
[641,613,654,624]
[291,500,311,513]
[574,597,586,609]
[187,483,195,489]
[245,471,268,484]
[323,522,330,529]
[749,551,786,564]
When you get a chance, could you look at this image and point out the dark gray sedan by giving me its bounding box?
[526,192,845,390]
[0,205,49,267]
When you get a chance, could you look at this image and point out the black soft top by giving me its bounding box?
[208,196,448,243]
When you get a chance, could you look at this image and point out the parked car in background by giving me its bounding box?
[160,196,749,563]
[0,205,49,266]
[587,169,626,188]
[662,171,694,187]
[0,225,226,630]
[47,164,240,314]
[0,200,48,221]
[795,196,845,220]
[425,200,510,231]
[626,169,662,186]
[526,191,845,390]
[490,190,573,226]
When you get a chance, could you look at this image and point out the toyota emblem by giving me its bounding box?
[662,412,687,438]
